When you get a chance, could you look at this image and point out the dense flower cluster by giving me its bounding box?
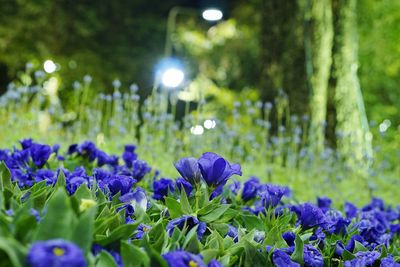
[0,140,399,267]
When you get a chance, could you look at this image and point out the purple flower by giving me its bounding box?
[282,231,295,246]
[107,175,136,196]
[166,215,206,240]
[30,143,52,167]
[272,250,300,267]
[207,259,223,267]
[163,251,205,267]
[258,184,289,208]
[362,197,385,212]
[226,224,238,242]
[153,178,175,200]
[134,224,152,239]
[122,145,138,168]
[323,210,350,234]
[241,177,260,202]
[77,141,97,161]
[228,180,241,195]
[293,203,325,230]
[66,176,88,195]
[174,157,202,185]
[303,244,323,267]
[128,160,151,181]
[344,202,358,219]
[119,187,148,211]
[317,197,332,211]
[380,256,400,267]
[198,152,242,188]
[27,239,86,267]
[176,178,193,196]
[20,138,33,149]
[343,251,380,267]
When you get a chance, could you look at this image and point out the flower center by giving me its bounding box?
[143,227,150,232]
[52,247,65,256]
[188,260,198,267]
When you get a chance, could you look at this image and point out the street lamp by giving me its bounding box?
[202,8,223,21]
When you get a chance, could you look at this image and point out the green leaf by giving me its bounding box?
[241,213,264,230]
[121,241,150,267]
[199,204,231,223]
[55,170,66,188]
[291,234,304,264]
[71,206,97,253]
[0,237,26,267]
[33,188,76,241]
[74,183,93,200]
[95,251,118,267]
[342,249,356,261]
[95,223,137,246]
[354,241,368,252]
[180,188,192,214]
[164,197,184,218]
[201,248,220,263]
[0,161,12,191]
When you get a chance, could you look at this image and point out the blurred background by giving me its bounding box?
[0,0,399,204]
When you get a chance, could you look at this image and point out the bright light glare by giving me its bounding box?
[202,9,223,21]
[43,60,57,73]
[204,119,216,129]
[161,68,184,88]
[190,125,204,135]
[379,119,391,133]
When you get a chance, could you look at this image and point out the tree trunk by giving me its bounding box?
[332,0,372,163]
[259,0,309,117]
[305,0,334,153]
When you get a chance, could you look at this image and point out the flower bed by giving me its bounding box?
[0,139,399,266]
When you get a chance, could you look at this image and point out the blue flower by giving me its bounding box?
[241,177,260,202]
[293,203,325,230]
[20,138,33,149]
[176,177,193,196]
[303,244,323,267]
[344,202,358,219]
[30,143,52,167]
[282,231,295,246]
[77,141,97,161]
[272,249,300,267]
[207,259,223,267]
[317,196,332,211]
[198,152,241,188]
[258,184,289,208]
[107,175,136,196]
[343,251,380,267]
[153,178,175,200]
[226,224,238,242]
[122,144,138,168]
[323,210,350,234]
[166,215,206,240]
[380,255,400,267]
[91,245,122,267]
[162,251,205,267]
[174,157,202,185]
[134,224,152,239]
[27,239,86,267]
[119,187,148,211]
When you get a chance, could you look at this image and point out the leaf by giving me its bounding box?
[291,234,304,264]
[95,223,137,246]
[0,237,26,267]
[199,204,231,223]
[95,251,118,267]
[71,206,97,253]
[74,183,93,200]
[55,170,66,188]
[0,161,12,191]
[164,197,184,218]
[342,249,356,261]
[180,188,192,214]
[121,241,150,267]
[241,213,264,230]
[354,241,368,252]
[33,188,76,241]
